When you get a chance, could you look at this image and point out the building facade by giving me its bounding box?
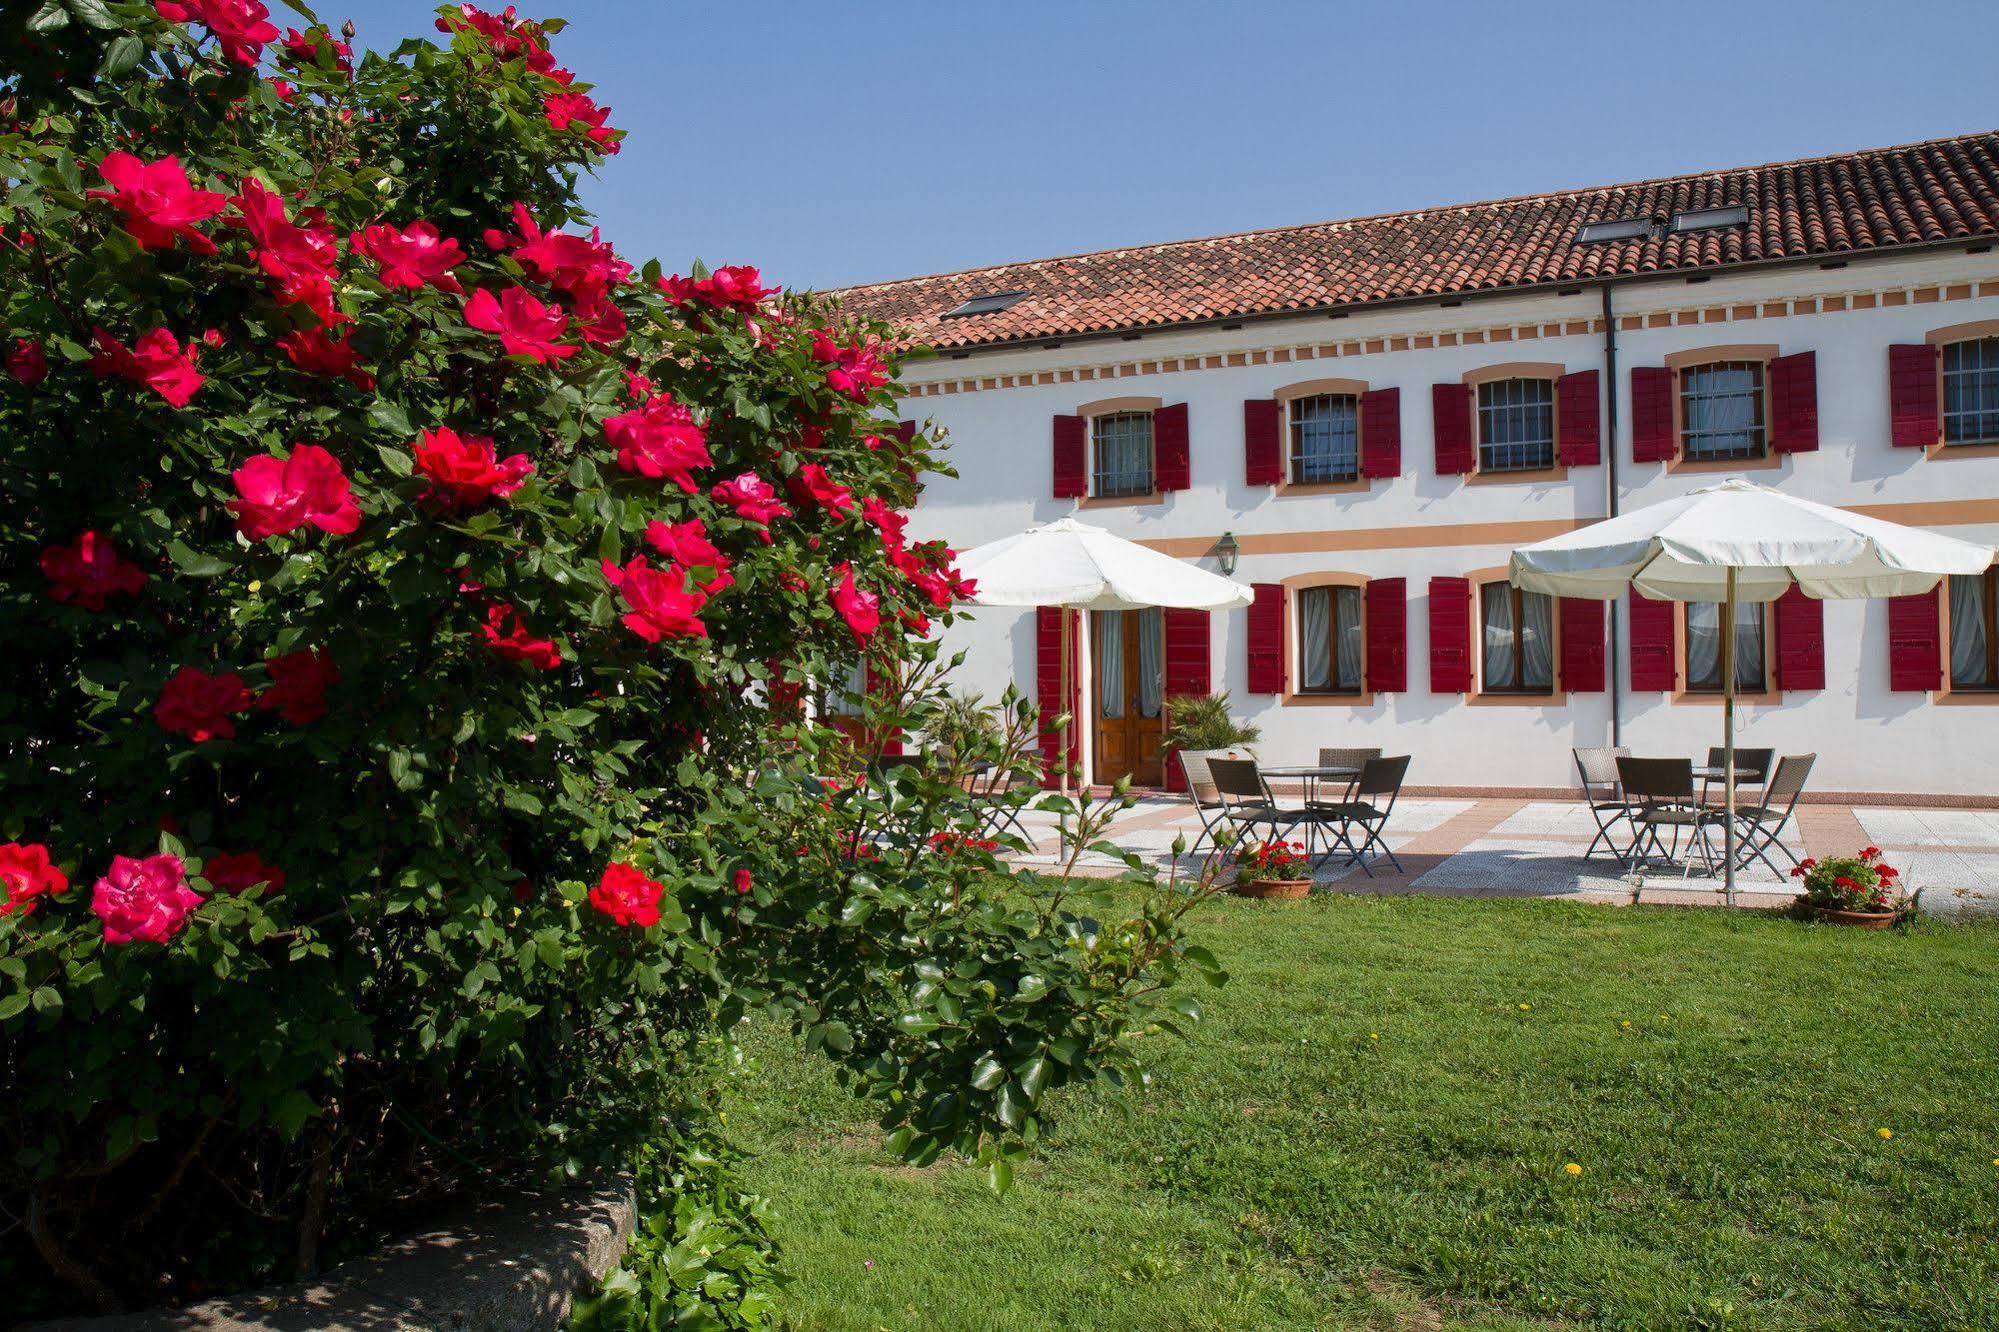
[836,133,1999,797]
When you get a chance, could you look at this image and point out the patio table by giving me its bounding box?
[1255,766,1361,861]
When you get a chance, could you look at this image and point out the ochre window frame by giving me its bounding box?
[1926,321,1999,461]
[1661,344,1782,475]
[1465,565,1566,706]
[1462,362,1567,485]
[1076,395,1162,508]
[1277,570,1374,707]
[1274,379,1371,496]
[1939,563,1999,705]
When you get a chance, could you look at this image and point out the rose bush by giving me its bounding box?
[0,3,1220,1322]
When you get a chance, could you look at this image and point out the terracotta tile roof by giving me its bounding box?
[830,131,1999,352]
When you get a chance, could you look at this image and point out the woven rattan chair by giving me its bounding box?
[1208,757,1312,848]
[1306,747,1382,811]
[1573,746,1634,866]
[1730,753,1816,879]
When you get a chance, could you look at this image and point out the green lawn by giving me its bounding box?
[723,896,1999,1331]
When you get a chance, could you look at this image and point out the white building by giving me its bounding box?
[835,132,1999,798]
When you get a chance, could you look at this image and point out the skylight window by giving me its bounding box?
[1669,205,1750,234]
[1575,216,1654,244]
[940,291,1028,319]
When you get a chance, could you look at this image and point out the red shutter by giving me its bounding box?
[1035,607,1081,785]
[1769,351,1819,454]
[1052,414,1087,498]
[1427,577,1472,693]
[1558,597,1606,692]
[1631,366,1676,462]
[1161,608,1212,792]
[892,419,920,485]
[1359,387,1401,478]
[1628,592,1677,690]
[1243,398,1282,486]
[862,657,903,756]
[1556,370,1601,466]
[1887,589,1942,691]
[1773,585,1825,691]
[1431,382,1475,475]
[1889,344,1940,448]
[1246,583,1286,695]
[1364,577,1406,693]
[1154,402,1190,491]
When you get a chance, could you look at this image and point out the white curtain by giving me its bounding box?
[1481,584,1516,689]
[1137,607,1163,717]
[1951,574,1989,685]
[1095,611,1124,718]
[1735,606,1765,690]
[1684,366,1759,455]
[1335,586,1364,690]
[1687,602,1765,689]
[1520,591,1554,689]
[1298,588,1331,690]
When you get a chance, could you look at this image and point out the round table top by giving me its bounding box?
[1258,765,1361,778]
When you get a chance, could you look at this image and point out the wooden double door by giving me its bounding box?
[1092,608,1164,787]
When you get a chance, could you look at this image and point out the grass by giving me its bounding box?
[723,895,1999,1331]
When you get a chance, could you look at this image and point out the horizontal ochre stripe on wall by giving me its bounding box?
[1135,497,1999,559]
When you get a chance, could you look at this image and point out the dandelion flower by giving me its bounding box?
[1563,1162,1583,1176]
[1877,1127,1893,1140]
[1620,1020,1632,1029]
[1518,1003,1532,1011]
[1369,1032,1379,1041]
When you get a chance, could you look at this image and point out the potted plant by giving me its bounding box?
[1161,691,1261,757]
[1232,838,1313,899]
[1792,846,1907,928]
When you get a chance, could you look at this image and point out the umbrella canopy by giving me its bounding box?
[1509,478,1994,602]
[957,517,1253,611]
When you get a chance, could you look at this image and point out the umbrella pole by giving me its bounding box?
[1721,568,1738,908]
[1058,607,1073,799]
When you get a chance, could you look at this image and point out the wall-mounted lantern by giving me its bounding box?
[1215,531,1239,577]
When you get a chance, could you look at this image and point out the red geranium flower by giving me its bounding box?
[542,91,620,154]
[154,0,279,66]
[351,219,465,294]
[156,665,252,742]
[643,518,730,581]
[203,850,286,896]
[257,648,337,725]
[413,427,534,508]
[480,603,563,669]
[87,152,226,253]
[602,555,711,643]
[708,471,791,544]
[463,287,575,362]
[605,394,710,492]
[8,338,48,385]
[589,862,663,927]
[230,443,361,541]
[828,563,880,643]
[277,325,374,389]
[90,327,205,408]
[40,531,148,610]
[0,842,69,918]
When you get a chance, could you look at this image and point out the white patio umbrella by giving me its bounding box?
[956,517,1253,793]
[1510,478,1994,902]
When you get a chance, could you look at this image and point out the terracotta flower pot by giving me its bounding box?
[1233,876,1310,900]
[1804,901,1898,930]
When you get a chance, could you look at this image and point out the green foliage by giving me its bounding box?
[1160,690,1260,755]
[0,8,1218,1321]
[919,686,1001,756]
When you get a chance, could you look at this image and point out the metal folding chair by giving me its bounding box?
[1573,746,1634,866]
[1700,745,1774,809]
[1207,757,1313,848]
[1306,747,1381,811]
[1177,749,1233,855]
[1312,755,1410,877]
[1731,753,1816,879]
[1618,756,1727,880]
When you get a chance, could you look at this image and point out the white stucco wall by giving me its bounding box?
[899,246,1999,795]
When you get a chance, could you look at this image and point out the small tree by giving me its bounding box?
[0,5,1219,1320]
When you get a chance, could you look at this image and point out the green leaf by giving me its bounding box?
[100,34,143,76]
[25,1,68,33]
[987,1154,1013,1195]
[65,0,120,28]
[969,1055,1005,1091]
[367,399,414,437]
[0,993,29,1022]
[375,445,414,477]
[271,1090,317,1139]
[30,986,62,1016]
[165,540,231,577]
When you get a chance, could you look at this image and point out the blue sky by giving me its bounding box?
[328,0,1999,292]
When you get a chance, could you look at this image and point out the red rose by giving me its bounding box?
[413,427,534,508]
[269,78,296,101]
[788,462,855,518]
[230,443,360,541]
[7,338,47,385]
[203,850,285,896]
[605,394,710,492]
[506,212,630,298]
[863,496,908,555]
[279,26,352,73]
[588,862,663,927]
[777,570,808,593]
[570,290,627,347]
[154,0,279,66]
[542,91,620,154]
[0,842,69,918]
[643,518,730,582]
[156,665,252,742]
[463,287,575,362]
[512,878,534,903]
[230,179,341,320]
[277,326,374,389]
[828,563,880,643]
[257,648,337,725]
[732,868,753,895]
[350,219,465,294]
[40,531,148,610]
[91,852,203,945]
[90,326,205,408]
[87,152,226,253]
[480,603,563,669]
[808,329,889,402]
[708,471,792,544]
[602,556,712,643]
[657,265,776,316]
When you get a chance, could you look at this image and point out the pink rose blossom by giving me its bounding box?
[92,852,203,944]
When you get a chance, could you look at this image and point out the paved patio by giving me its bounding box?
[1009,794,1999,918]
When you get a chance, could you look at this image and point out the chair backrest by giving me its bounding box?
[1207,757,1270,805]
[1708,746,1774,783]
[1618,756,1693,802]
[1178,749,1222,807]
[1763,753,1815,810]
[1317,747,1381,773]
[1355,754,1410,800]
[1574,745,1629,791]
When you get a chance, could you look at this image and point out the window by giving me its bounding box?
[1288,394,1359,483]
[1679,362,1766,461]
[1684,602,1766,692]
[1479,580,1554,693]
[1476,378,1555,472]
[941,290,1028,319]
[822,659,866,717]
[1296,585,1364,693]
[1091,411,1153,497]
[1949,568,1999,688]
[1670,205,1749,234]
[1942,338,1999,445]
[1576,216,1653,244]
